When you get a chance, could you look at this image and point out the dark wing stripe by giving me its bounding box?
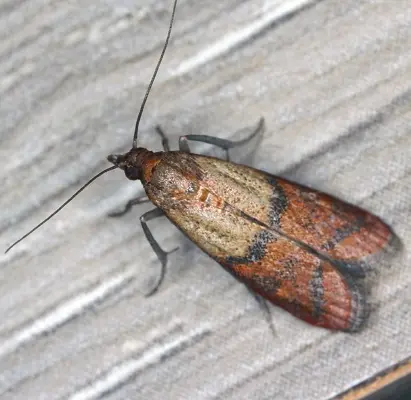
[230,205,360,277]
[309,265,325,319]
[265,176,288,227]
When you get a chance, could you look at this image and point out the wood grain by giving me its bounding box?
[1,0,410,399]
[335,355,411,400]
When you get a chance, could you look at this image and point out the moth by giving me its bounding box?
[7,0,400,332]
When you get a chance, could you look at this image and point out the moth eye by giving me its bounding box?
[125,166,141,180]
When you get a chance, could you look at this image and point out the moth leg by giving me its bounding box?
[141,208,178,297]
[154,125,171,151]
[248,288,277,338]
[179,117,265,161]
[108,196,150,218]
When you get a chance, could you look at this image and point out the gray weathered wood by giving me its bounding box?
[1,0,410,399]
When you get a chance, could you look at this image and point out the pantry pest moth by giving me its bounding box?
[6,0,400,332]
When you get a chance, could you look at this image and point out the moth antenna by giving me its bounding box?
[132,0,178,148]
[5,166,117,254]
[6,0,178,253]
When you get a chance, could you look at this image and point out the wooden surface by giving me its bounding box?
[1,0,410,399]
[336,355,411,400]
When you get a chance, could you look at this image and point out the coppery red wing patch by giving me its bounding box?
[219,218,368,332]
[266,176,401,279]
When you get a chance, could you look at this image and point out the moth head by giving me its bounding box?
[107,152,140,180]
[107,148,154,181]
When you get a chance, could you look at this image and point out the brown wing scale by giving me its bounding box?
[142,152,400,331]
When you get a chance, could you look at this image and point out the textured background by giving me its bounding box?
[1,0,410,399]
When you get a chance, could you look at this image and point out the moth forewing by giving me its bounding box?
[136,152,400,332]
